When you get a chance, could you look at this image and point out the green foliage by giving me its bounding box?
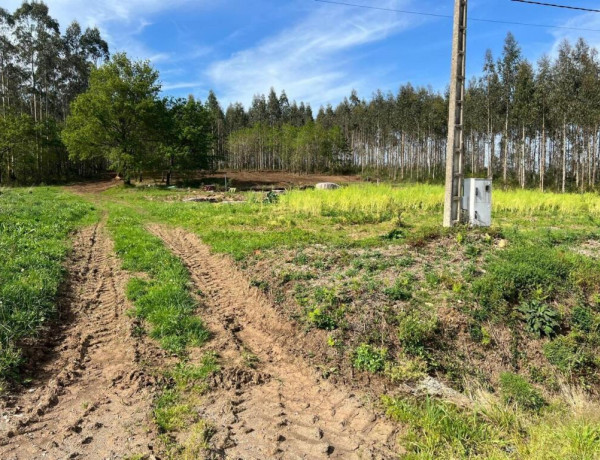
[307,306,340,330]
[382,396,510,458]
[384,275,414,301]
[385,355,427,382]
[473,245,571,311]
[572,306,594,333]
[154,389,193,432]
[543,333,595,375]
[352,344,387,373]
[166,353,219,388]
[499,372,545,411]
[518,300,559,337]
[108,206,209,353]
[0,188,95,380]
[397,309,439,358]
[63,53,162,182]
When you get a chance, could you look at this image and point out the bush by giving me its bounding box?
[518,300,559,338]
[499,372,545,411]
[352,344,387,373]
[397,310,439,357]
[307,306,340,330]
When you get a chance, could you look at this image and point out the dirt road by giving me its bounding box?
[150,225,399,459]
[0,222,161,460]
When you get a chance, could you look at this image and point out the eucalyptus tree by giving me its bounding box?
[534,55,552,191]
[498,33,522,184]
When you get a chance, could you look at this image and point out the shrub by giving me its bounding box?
[397,310,439,357]
[518,300,559,338]
[499,372,545,411]
[307,306,340,330]
[352,344,387,373]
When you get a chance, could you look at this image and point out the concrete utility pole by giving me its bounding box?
[443,0,468,227]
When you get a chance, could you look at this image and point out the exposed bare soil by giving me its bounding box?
[149,225,400,459]
[0,222,163,460]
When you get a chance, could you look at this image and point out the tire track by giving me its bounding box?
[149,225,400,459]
[0,221,162,460]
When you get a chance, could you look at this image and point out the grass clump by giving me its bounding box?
[0,188,96,381]
[384,275,414,301]
[499,372,545,412]
[473,245,571,312]
[108,206,209,354]
[397,309,439,358]
[382,396,511,459]
[352,343,387,373]
[543,333,596,376]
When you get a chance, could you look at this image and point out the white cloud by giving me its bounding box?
[2,0,208,62]
[206,0,422,108]
[549,12,600,56]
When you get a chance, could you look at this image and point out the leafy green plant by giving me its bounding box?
[397,309,439,357]
[518,300,559,337]
[382,396,510,458]
[571,306,594,333]
[384,276,414,301]
[108,205,209,354]
[352,344,387,373]
[499,372,545,412]
[307,306,341,330]
[385,355,427,382]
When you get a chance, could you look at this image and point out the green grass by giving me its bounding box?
[106,204,209,354]
[382,395,600,459]
[0,187,96,381]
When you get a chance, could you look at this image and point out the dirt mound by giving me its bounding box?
[149,225,400,459]
[0,222,162,460]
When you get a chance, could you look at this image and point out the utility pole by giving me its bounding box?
[443,0,468,227]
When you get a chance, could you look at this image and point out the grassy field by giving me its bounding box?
[0,188,96,381]
[2,181,600,458]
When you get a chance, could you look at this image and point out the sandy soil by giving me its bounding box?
[0,222,163,460]
[149,225,400,459]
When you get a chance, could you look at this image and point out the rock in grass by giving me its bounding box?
[315,182,340,190]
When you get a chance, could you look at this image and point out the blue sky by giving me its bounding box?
[7,0,600,108]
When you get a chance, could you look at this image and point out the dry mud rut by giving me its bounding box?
[149,226,399,460]
[1,201,399,459]
[0,221,163,460]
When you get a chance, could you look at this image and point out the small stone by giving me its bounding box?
[315,428,323,440]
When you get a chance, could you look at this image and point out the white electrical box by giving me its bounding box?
[462,179,492,227]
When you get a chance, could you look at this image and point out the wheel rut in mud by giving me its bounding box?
[0,222,162,460]
[149,225,400,460]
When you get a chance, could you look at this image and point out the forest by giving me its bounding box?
[2,1,600,191]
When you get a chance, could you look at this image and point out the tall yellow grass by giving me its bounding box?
[278,184,600,220]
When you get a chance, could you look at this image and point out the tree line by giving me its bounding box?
[220,33,600,192]
[2,0,600,192]
[0,2,108,183]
